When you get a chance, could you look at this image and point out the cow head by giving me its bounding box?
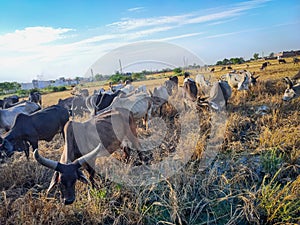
[34,144,101,205]
[0,138,14,157]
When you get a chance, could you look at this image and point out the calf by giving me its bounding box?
[34,108,140,205]
[0,105,69,158]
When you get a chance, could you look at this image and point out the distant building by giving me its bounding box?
[275,50,300,58]
[20,77,79,90]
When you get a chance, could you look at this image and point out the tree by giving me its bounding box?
[173,67,182,74]
[253,53,259,60]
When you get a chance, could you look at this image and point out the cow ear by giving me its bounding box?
[47,171,59,194]
[77,170,89,184]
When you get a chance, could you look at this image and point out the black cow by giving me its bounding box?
[0,95,19,109]
[260,61,270,70]
[293,58,299,64]
[278,59,286,64]
[86,90,123,115]
[164,76,178,95]
[28,91,42,105]
[183,79,198,101]
[0,105,69,159]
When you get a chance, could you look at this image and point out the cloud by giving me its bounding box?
[0,27,73,52]
[108,0,270,31]
[127,7,145,12]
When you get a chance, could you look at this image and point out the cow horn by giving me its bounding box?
[284,77,293,88]
[34,149,58,170]
[74,143,102,166]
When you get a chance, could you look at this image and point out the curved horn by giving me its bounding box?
[34,149,58,170]
[284,77,293,88]
[74,143,102,166]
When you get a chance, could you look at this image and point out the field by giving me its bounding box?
[0,58,299,225]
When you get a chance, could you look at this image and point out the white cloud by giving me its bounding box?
[108,0,270,31]
[127,7,145,12]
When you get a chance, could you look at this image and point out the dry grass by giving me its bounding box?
[0,58,299,224]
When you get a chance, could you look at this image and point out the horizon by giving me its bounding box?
[1,0,299,83]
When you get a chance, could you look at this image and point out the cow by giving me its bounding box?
[220,71,251,91]
[0,101,40,131]
[28,91,42,105]
[71,87,89,98]
[208,81,232,110]
[85,90,124,115]
[227,66,232,70]
[149,86,170,117]
[282,77,300,101]
[278,59,286,64]
[164,76,178,96]
[293,57,300,64]
[260,61,270,70]
[210,68,215,73]
[58,96,89,118]
[0,105,69,159]
[182,72,198,101]
[249,73,260,86]
[135,85,147,94]
[1,95,19,109]
[97,92,155,130]
[195,74,211,96]
[34,108,141,205]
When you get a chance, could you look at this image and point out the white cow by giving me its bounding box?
[0,101,41,131]
[97,92,154,129]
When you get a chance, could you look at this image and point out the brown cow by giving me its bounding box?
[34,108,141,205]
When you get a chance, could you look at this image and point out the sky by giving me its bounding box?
[0,0,299,83]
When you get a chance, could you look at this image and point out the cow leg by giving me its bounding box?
[85,164,97,188]
[123,145,131,163]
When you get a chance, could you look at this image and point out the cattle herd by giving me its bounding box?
[0,67,299,205]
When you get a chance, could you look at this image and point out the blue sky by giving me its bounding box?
[0,0,299,82]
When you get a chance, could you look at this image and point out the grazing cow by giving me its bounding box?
[291,70,300,83]
[210,68,215,73]
[98,92,154,129]
[58,96,89,118]
[135,85,147,94]
[34,108,141,205]
[220,67,226,71]
[28,91,42,105]
[260,61,270,70]
[199,81,232,111]
[249,73,260,86]
[71,87,89,98]
[227,66,232,70]
[0,101,40,131]
[278,59,286,64]
[195,74,211,96]
[221,71,251,91]
[282,77,300,101]
[1,95,19,109]
[86,90,123,115]
[293,57,300,64]
[164,76,178,96]
[0,105,69,158]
